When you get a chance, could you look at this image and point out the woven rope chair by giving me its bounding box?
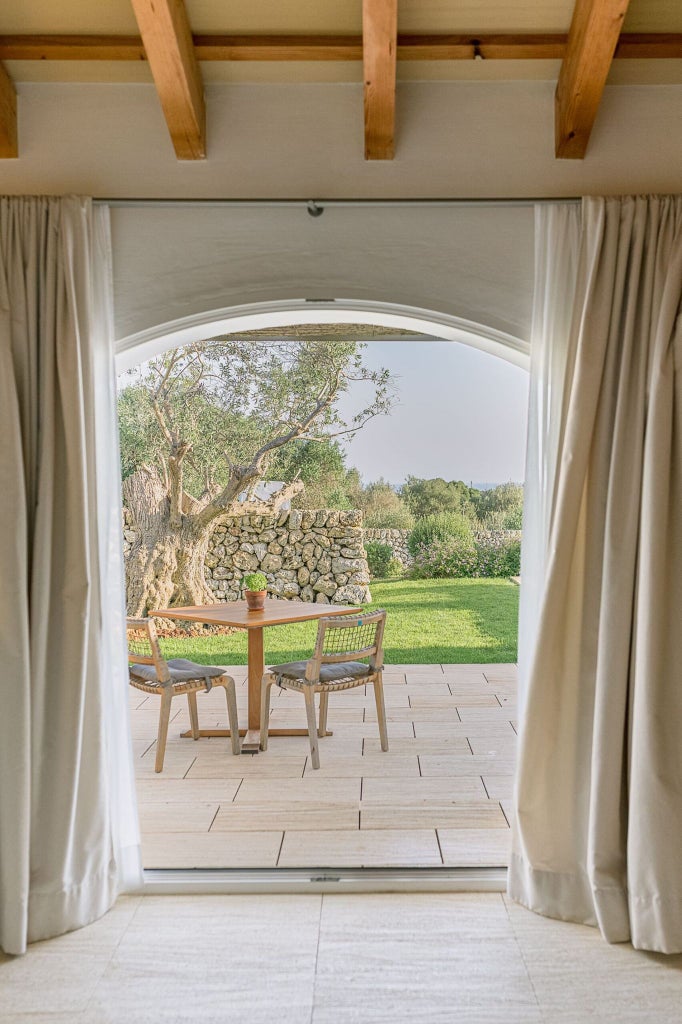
[127,617,241,772]
[260,609,388,769]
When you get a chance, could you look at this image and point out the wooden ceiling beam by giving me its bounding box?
[197,35,362,61]
[1,32,681,63]
[0,35,147,61]
[363,0,397,161]
[555,0,632,159]
[614,33,682,59]
[129,0,205,160]
[0,62,17,158]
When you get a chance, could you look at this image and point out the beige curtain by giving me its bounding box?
[509,195,682,954]
[0,196,141,956]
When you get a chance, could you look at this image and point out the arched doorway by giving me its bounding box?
[120,300,526,883]
[115,297,529,372]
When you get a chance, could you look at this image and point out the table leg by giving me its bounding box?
[177,622,332,744]
[241,626,265,754]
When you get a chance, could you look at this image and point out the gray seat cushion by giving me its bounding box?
[130,659,227,686]
[269,660,371,685]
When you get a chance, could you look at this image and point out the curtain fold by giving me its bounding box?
[0,196,142,957]
[510,195,682,954]
[517,203,581,716]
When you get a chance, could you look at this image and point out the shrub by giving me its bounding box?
[474,482,524,527]
[502,506,523,531]
[408,532,521,580]
[500,537,521,575]
[365,541,394,579]
[359,480,415,530]
[364,506,415,530]
[480,507,523,531]
[480,510,507,532]
[407,511,474,557]
[474,531,521,577]
[386,557,405,578]
[409,537,478,579]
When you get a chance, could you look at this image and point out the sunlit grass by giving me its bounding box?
[158,577,519,666]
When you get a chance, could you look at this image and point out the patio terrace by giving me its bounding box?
[131,663,517,869]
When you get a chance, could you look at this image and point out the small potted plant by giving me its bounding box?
[242,571,268,611]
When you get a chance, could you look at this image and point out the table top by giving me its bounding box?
[150,599,363,629]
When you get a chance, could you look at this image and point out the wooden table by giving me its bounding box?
[151,600,362,753]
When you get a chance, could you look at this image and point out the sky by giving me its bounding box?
[338,341,529,487]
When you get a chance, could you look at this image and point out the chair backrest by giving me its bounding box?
[305,609,387,681]
[126,617,171,684]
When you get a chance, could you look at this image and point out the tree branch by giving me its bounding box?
[151,396,174,447]
[237,477,304,516]
[167,440,192,527]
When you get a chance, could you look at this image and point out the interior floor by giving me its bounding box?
[131,663,516,869]
[3,893,681,1023]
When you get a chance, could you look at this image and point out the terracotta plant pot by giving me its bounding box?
[245,589,267,611]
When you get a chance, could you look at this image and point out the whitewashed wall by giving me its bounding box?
[109,203,535,346]
[3,81,681,201]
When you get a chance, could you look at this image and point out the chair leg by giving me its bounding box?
[223,678,241,755]
[318,691,329,738]
[304,686,321,769]
[260,675,275,751]
[187,690,200,740]
[373,672,389,752]
[155,688,173,773]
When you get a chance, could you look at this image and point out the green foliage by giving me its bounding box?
[472,534,521,577]
[118,337,395,503]
[502,505,523,530]
[275,438,345,478]
[501,538,521,575]
[242,572,268,592]
[402,476,477,521]
[363,508,412,529]
[409,531,521,580]
[386,557,405,578]
[358,479,415,529]
[398,477,524,532]
[271,439,362,510]
[364,541,394,579]
[158,578,520,666]
[410,537,477,579]
[407,511,474,557]
[117,385,159,480]
[473,482,524,528]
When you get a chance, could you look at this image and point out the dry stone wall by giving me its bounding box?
[363,528,412,568]
[122,508,371,605]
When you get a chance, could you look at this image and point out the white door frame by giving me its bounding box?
[116,295,522,892]
[115,297,530,371]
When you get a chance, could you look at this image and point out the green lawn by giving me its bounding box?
[159,578,519,666]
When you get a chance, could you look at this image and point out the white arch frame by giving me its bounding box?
[116,293,525,894]
[115,298,530,372]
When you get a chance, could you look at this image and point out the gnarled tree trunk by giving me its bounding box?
[122,464,303,616]
[125,520,217,617]
[123,466,218,615]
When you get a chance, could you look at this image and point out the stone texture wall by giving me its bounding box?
[123,508,371,605]
[363,528,412,568]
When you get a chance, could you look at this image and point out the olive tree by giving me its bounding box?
[119,337,393,614]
